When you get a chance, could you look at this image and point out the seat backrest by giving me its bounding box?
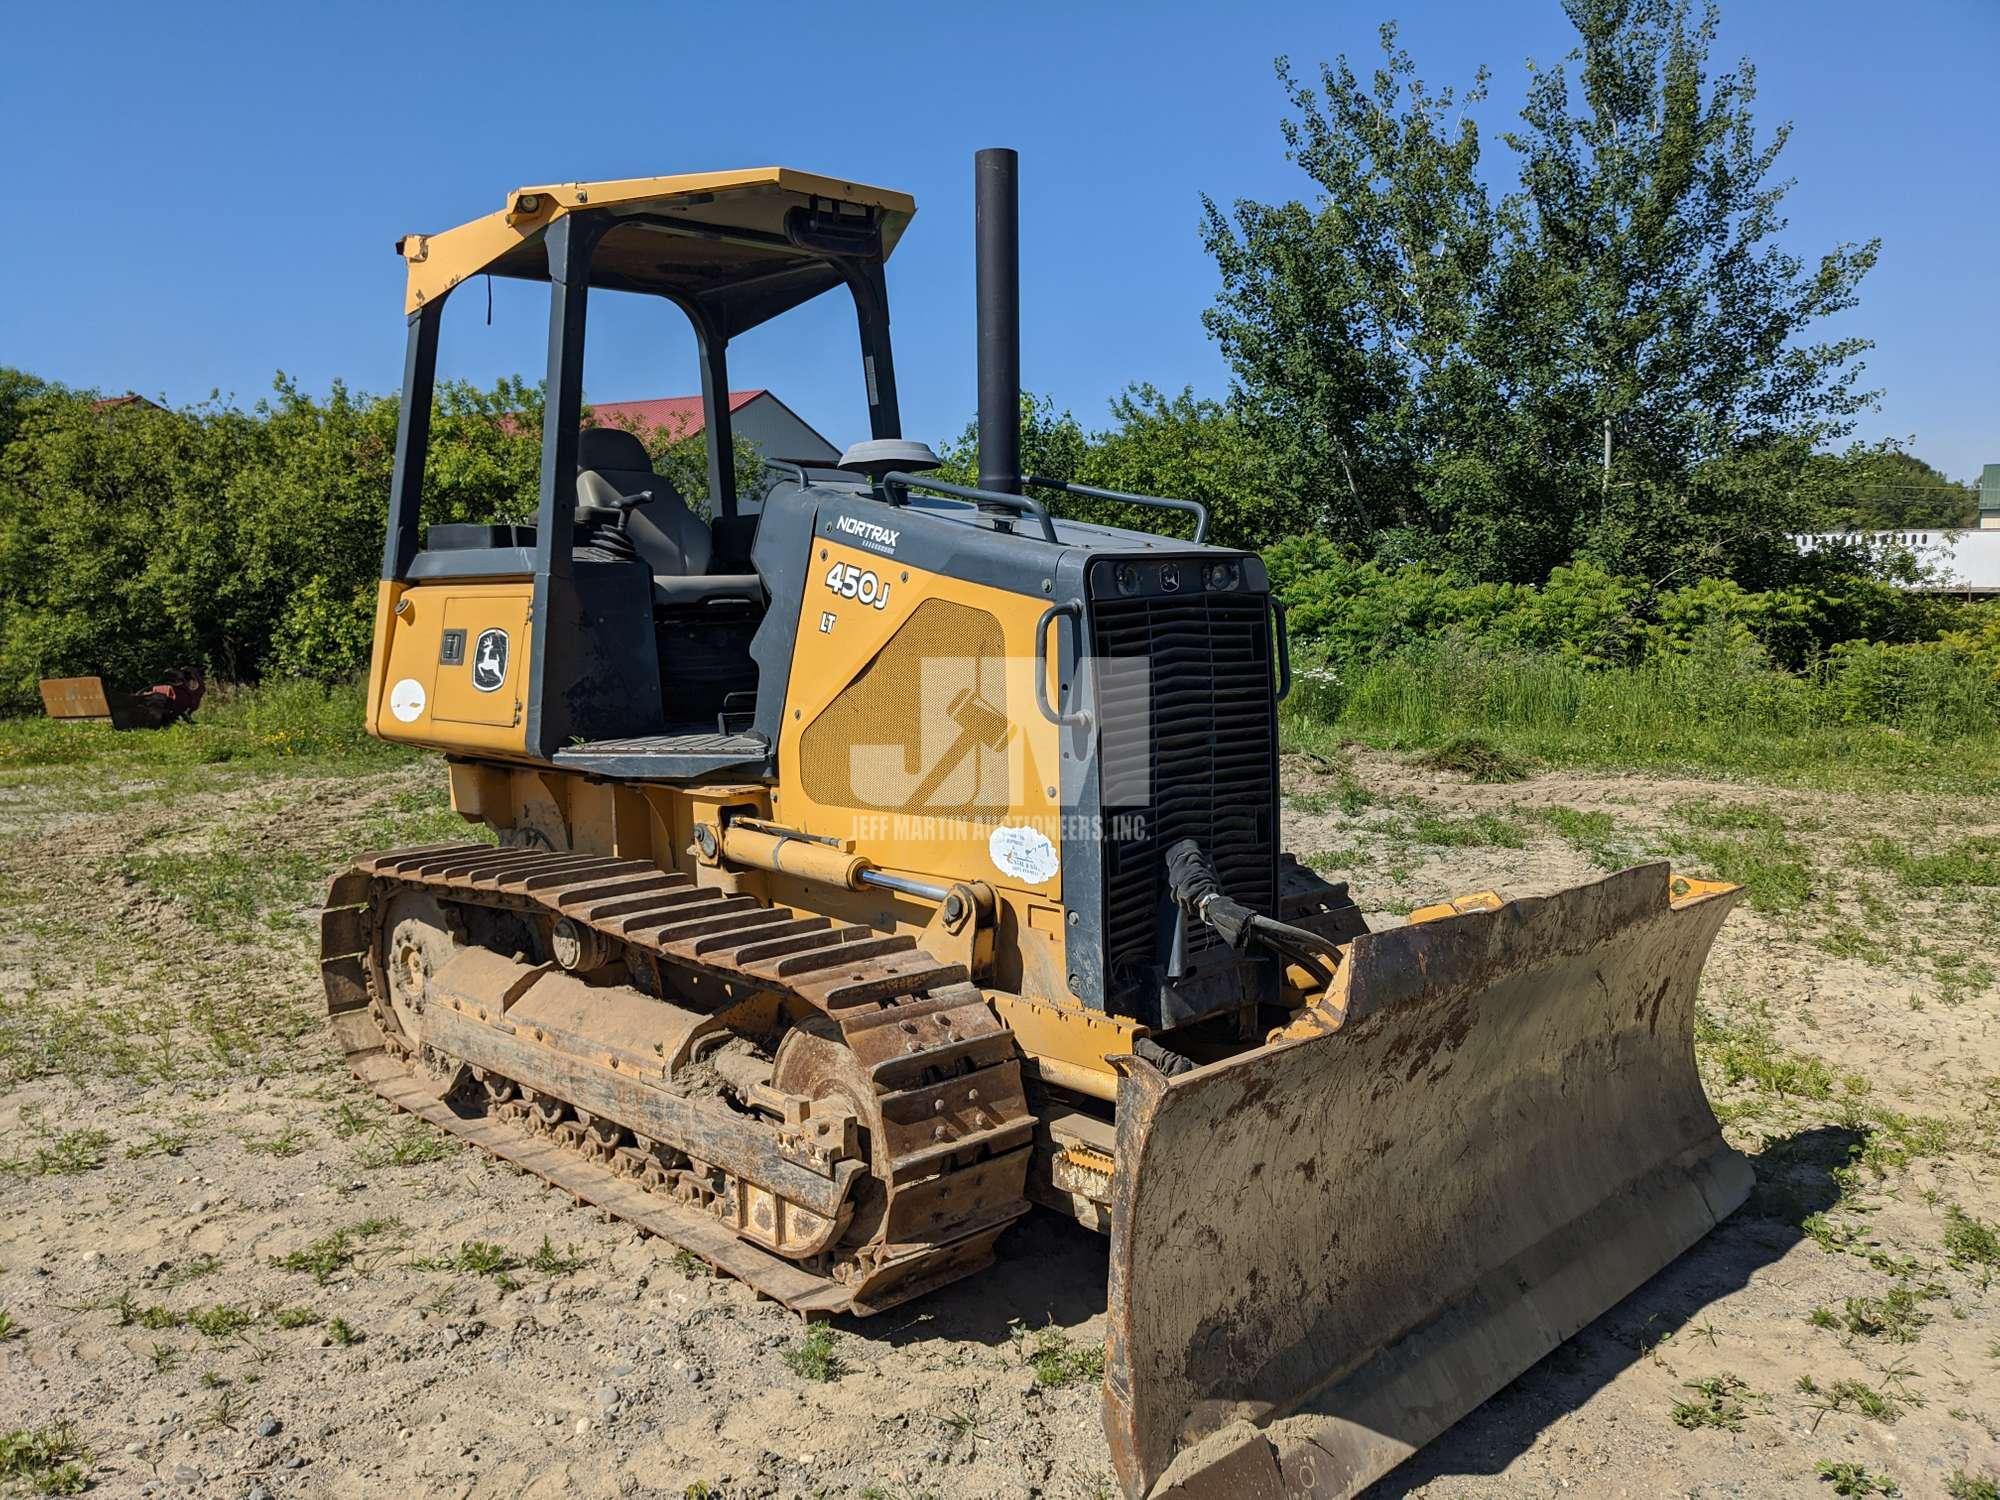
[575,426,712,576]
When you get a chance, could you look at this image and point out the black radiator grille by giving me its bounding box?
[1088,587,1277,1015]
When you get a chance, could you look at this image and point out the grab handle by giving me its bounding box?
[1271,597,1292,702]
[1035,601,1091,729]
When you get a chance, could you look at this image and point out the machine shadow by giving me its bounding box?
[1361,1123,1863,1497]
[842,1210,1113,1351]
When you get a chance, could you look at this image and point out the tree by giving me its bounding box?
[1202,1,1880,584]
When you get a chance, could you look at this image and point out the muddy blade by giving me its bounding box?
[1103,863,1751,1499]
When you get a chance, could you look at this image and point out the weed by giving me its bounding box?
[1947,1472,1999,1500]
[783,1324,843,1382]
[1945,1206,2000,1269]
[270,1218,402,1284]
[671,1248,711,1279]
[1808,1305,1839,1329]
[272,1306,320,1330]
[327,1316,361,1346]
[0,1310,23,1343]
[26,1128,110,1176]
[1013,1323,1106,1389]
[241,1124,310,1158]
[1670,1373,1757,1431]
[1816,1461,1899,1496]
[357,1121,453,1168]
[526,1236,587,1275]
[1816,925,1890,965]
[159,1253,221,1289]
[1415,735,1529,783]
[199,1387,246,1432]
[187,1304,253,1339]
[125,1128,193,1159]
[1538,806,1630,869]
[1860,834,2000,890]
[1401,810,1528,849]
[0,1424,90,1495]
[1674,829,1813,912]
[137,1305,181,1331]
[1838,1285,1935,1344]
[1696,1011,1832,1100]
[147,1342,180,1373]
[118,847,328,934]
[1824,1379,1901,1423]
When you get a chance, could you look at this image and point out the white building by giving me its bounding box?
[1794,527,2000,595]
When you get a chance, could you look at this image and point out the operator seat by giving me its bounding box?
[574,426,764,609]
[575,426,712,576]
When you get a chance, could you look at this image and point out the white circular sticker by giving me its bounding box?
[988,824,1060,884]
[389,678,427,723]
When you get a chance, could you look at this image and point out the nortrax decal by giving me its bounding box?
[834,514,900,552]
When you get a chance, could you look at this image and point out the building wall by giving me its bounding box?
[1794,528,2000,593]
[733,395,839,465]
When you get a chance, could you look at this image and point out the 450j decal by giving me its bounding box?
[824,561,892,609]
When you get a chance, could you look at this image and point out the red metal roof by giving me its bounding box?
[589,390,765,439]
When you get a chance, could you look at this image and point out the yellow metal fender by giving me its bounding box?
[1101,863,1748,1498]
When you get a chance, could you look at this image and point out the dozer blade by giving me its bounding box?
[1103,863,1749,1499]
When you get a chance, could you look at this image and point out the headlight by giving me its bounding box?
[1114,563,1141,595]
[1206,561,1240,591]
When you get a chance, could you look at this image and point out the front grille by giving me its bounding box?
[1088,585,1277,1017]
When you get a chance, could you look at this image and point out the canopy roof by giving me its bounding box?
[396,168,917,330]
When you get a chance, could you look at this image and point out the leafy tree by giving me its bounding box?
[1203,1,1880,583]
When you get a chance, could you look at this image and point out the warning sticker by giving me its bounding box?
[389,678,426,723]
[988,824,1060,885]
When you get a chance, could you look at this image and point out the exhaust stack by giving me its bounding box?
[974,147,1021,505]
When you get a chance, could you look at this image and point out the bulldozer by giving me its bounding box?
[321,148,1751,1498]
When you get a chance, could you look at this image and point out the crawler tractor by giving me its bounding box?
[322,150,1749,1497]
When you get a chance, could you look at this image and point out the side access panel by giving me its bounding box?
[369,578,534,757]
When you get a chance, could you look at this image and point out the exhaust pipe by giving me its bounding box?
[974,147,1021,507]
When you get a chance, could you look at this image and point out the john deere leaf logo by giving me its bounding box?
[472,628,509,692]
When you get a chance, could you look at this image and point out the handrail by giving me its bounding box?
[878,472,1061,544]
[1023,474,1208,544]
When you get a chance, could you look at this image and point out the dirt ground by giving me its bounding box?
[1,745,1996,1499]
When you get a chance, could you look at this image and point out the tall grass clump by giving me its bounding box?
[1288,633,2000,787]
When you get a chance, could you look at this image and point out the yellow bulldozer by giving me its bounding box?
[321,149,1750,1497]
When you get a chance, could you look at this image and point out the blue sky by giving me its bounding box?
[4,0,1995,480]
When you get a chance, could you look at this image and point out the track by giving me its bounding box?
[320,843,1035,1317]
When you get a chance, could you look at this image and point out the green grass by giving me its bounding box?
[272,1306,321,1330]
[1284,639,2000,792]
[119,847,328,934]
[356,1121,455,1168]
[782,1324,843,1382]
[0,1424,90,1495]
[1670,827,1814,912]
[1944,1206,2000,1268]
[0,1310,23,1343]
[1859,835,2000,890]
[1400,810,1529,849]
[0,676,405,772]
[186,1303,253,1339]
[1948,1472,1999,1500]
[412,1239,520,1290]
[327,1316,361,1346]
[1834,1285,1936,1344]
[1536,806,1633,869]
[13,1128,111,1176]
[1696,1011,1833,1100]
[1816,1461,1900,1496]
[1012,1322,1106,1389]
[269,1218,403,1284]
[1670,1373,1756,1430]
